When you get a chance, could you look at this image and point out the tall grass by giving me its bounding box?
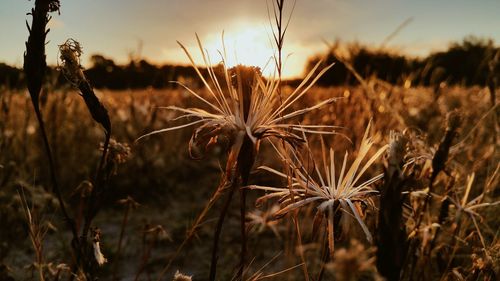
[1,1,497,280]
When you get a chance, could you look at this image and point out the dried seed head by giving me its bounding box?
[58,38,112,134]
[173,270,192,281]
[46,262,70,276]
[91,228,107,266]
[387,131,408,171]
[58,39,85,85]
[471,252,493,272]
[117,196,140,209]
[101,139,131,175]
[446,110,461,133]
[138,35,338,160]
[144,225,172,241]
[48,0,61,13]
[73,180,93,198]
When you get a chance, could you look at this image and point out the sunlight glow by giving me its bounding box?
[203,27,276,76]
[161,24,317,79]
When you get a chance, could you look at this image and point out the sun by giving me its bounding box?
[163,24,307,79]
[203,26,276,76]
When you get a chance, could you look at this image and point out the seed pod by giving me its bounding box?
[24,0,61,107]
[78,80,111,134]
[431,110,461,182]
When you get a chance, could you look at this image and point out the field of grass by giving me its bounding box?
[1,0,499,280]
[1,81,498,280]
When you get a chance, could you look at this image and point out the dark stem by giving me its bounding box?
[209,182,237,281]
[135,230,158,281]
[316,229,329,281]
[113,205,130,281]
[376,170,406,281]
[32,105,80,250]
[236,136,254,280]
[238,188,247,280]
[293,215,310,281]
[32,105,88,281]
[81,133,110,241]
[156,184,223,281]
[427,180,453,258]
[24,0,83,273]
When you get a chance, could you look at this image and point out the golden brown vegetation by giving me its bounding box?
[1,80,498,280]
[1,0,498,280]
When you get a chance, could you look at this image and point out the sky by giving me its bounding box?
[1,0,500,78]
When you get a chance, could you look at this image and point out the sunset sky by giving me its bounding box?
[1,0,500,78]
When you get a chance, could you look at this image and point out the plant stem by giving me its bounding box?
[81,133,110,240]
[209,181,237,281]
[156,185,223,281]
[112,204,130,281]
[238,188,247,280]
[293,215,310,281]
[237,136,254,280]
[32,105,81,249]
[135,229,158,281]
[317,230,329,281]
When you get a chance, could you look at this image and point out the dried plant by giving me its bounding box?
[173,270,192,281]
[250,121,387,259]
[58,39,113,275]
[7,1,497,280]
[58,39,111,135]
[138,35,337,149]
[247,205,282,239]
[113,196,140,281]
[23,0,84,277]
[18,187,48,281]
[376,131,408,281]
[145,34,338,281]
[91,228,107,266]
[445,173,500,264]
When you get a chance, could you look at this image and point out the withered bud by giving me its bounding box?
[431,110,461,182]
[117,196,140,209]
[48,0,61,13]
[101,139,131,175]
[58,39,85,85]
[144,225,171,241]
[387,131,408,173]
[445,110,461,133]
[58,39,111,134]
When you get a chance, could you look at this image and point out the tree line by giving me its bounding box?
[306,36,499,88]
[1,36,498,90]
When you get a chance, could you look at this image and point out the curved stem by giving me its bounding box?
[32,105,80,247]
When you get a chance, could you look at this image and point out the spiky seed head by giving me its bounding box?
[137,35,340,158]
